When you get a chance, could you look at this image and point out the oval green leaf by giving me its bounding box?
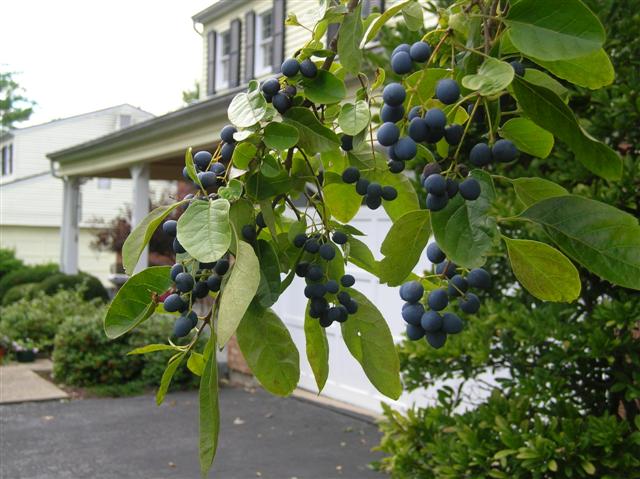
[217,239,262,346]
[304,302,329,392]
[530,48,614,90]
[338,100,370,136]
[379,210,431,286]
[499,118,554,159]
[122,201,184,275]
[462,57,514,96]
[177,199,232,263]
[300,70,346,104]
[256,239,282,308]
[504,237,581,302]
[227,81,268,127]
[231,142,257,170]
[104,266,172,339]
[504,0,605,61]
[263,122,299,151]
[156,352,186,405]
[283,107,340,153]
[337,2,364,73]
[324,172,362,223]
[236,303,300,396]
[340,289,402,400]
[511,177,568,208]
[199,335,220,476]
[521,195,640,290]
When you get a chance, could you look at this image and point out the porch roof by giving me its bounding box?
[47,87,243,179]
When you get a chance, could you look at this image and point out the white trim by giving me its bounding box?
[255,9,274,77]
[215,30,231,91]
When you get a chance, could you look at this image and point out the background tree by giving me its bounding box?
[181,80,200,105]
[0,70,36,132]
[374,1,640,477]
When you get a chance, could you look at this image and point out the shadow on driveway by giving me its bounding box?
[1,385,385,478]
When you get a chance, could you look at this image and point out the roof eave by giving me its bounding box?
[192,0,238,25]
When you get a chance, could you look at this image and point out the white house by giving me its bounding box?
[45,0,472,413]
[0,105,160,284]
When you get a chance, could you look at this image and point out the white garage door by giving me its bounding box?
[272,207,433,413]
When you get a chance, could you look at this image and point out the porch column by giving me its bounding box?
[60,176,80,274]
[130,164,150,273]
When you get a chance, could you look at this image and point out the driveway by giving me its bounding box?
[1,386,385,478]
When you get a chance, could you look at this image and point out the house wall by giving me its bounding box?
[0,225,116,285]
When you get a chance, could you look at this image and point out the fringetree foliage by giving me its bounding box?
[103,0,640,474]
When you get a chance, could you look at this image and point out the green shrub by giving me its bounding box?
[1,282,38,306]
[39,273,109,302]
[0,263,58,301]
[0,248,24,281]
[0,288,103,353]
[53,312,201,394]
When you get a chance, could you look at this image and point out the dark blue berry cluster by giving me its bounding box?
[390,42,432,76]
[261,57,318,114]
[340,166,398,210]
[182,125,236,190]
[293,231,358,327]
[399,242,492,348]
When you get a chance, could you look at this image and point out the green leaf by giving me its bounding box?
[184,147,203,189]
[369,168,420,222]
[347,237,379,276]
[156,352,185,405]
[258,199,279,240]
[340,289,402,400]
[581,461,596,475]
[511,177,568,207]
[499,118,554,158]
[379,210,431,286]
[529,48,614,89]
[324,172,362,223]
[127,344,177,355]
[231,142,257,170]
[338,100,370,136]
[236,303,300,396]
[360,0,412,47]
[227,80,268,127]
[177,199,232,264]
[512,77,622,180]
[522,68,568,99]
[122,202,184,275]
[218,179,243,202]
[246,171,294,200]
[337,2,363,73]
[521,195,640,290]
[462,57,514,96]
[228,199,255,253]
[402,1,423,30]
[217,238,262,346]
[504,0,605,60]
[300,70,347,104]
[283,107,340,153]
[304,302,329,392]
[187,352,205,376]
[199,335,220,476]
[504,237,581,302]
[104,266,172,339]
[256,239,282,308]
[263,122,299,151]
[404,69,448,109]
[431,170,498,268]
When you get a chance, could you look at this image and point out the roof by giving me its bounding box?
[192,0,239,24]
[47,87,243,166]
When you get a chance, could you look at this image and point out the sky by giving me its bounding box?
[2,0,214,127]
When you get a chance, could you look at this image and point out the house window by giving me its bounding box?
[216,30,231,90]
[97,178,111,190]
[1,144,13,177]
[118,114,132,129]
[255,10,274,76]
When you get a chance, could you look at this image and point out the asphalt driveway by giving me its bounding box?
[1,386,384,479]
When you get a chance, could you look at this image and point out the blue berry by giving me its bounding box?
[299,58,318,78]
[170,263,184,281]
[424,173,447,195]
[341,134,353,151]
[402,302,425,326]
[428,288,449,311]
[280,58,300,77]
[163,293,185,313]
[210,162,226,176]
[391,51,413,75]
[221,142,235,162]
[193,281,210,299]
[382,83,406,106]
[346,299,358,314]
[163,220,177,237]
[242,224,257,242]
[409,41,431,62]
[381,186,398,201]
[406,323,425,340]
[459,293,480,314]
[447,274,468,297]
[214,259,230,275]
[337,291,351,306]
[325,280,339,294]
[293,234,307,248]
[392,137,417,161]
[425,126,445,144]
[262,78,280,96]
[399,280,424,303]
[366,194,382,209]
[367,182,383,198]
[173,314,195,337]
[446,178,459,198]
[319,243,336,261]
[198,171,217,189]
[459,178,481,200]
[435,79,460,105]
[444,124,463,145]
[391,43,411,56]
[328,306,348,323]
[272,92,292,113]
[304,283,326,299]
[436,261,457,278]
[377,122,400,146]
[342,167,360,184]
[220,125,237,143]
[424,108,447,130]
[421,311,443,332]
[407,106,423,121]
[355,178,370,195]
[388,160,405,173]
[426,193,448,211]
[332,231,348,244]
[340,274,355,288]
[206,274,222,292]
[492,139,518,163]
[305,238,320,253]
[470,143,492,166]
[194,150,212,170]
[426,243,446,264]
[425,331,447,348]
[442,312,464,334]
[175,272,195,293]
[309,297,329,318]
[173,238,186,254]
[307,264,324,281]
[467,268,491,289]
[380,104,405,123]
[510,60,525,76]
[408,117,428,142]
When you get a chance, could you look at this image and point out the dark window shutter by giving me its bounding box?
[244,11,256,82]
[229,19,242,87]
[207,30,216,95]
[271,0,286,72]
[326,23,339,48]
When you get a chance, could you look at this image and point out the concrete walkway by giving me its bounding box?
[1,387,384,478]
[0,359,69,404]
